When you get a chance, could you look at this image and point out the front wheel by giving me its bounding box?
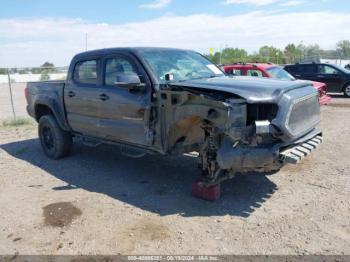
[344,84,350,97]
[38,115,72,159]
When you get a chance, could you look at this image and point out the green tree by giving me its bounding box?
[18,68,30,74]
[206,48,249,65]
[220,48,248,64]
[247,53,267,63]
[32,62,56,74]
[40,69,50,81]
[304,44,322,61]
[204,41,350,65]
[284,44,301,64]
[206,52,222,64]
[259,46,284,64]
[336,40,350,59]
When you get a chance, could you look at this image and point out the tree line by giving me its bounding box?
[1,40,350,74]
[206,40,350,65]
[0,62,60,76]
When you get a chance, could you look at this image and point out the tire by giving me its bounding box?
[344,84,350,97]
[38,115,72,159]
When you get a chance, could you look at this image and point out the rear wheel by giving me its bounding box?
[38,115,72,159]
[344,84,350,97]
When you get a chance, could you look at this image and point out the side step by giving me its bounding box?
[280,135,322,164]
[76,134,156,159]
[120,146,147,158]
[81,137,103,147]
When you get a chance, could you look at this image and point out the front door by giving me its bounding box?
[317,64,343,92]
[97,54,152,146]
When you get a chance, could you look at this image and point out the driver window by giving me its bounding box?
[105,57,138,86]
[318,65,339,75]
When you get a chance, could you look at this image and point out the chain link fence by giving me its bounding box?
[300,55,350,66]
[0,67,68,121]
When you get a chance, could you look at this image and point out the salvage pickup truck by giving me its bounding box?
[25,47,322,188]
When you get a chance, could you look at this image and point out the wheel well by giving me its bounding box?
[35,104,53,121]
[343,81,350,91]
[166,117,217,154]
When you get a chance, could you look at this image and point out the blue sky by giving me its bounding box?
[0,0,348,23]
[0,0,350,66]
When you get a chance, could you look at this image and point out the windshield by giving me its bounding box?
[139,49,224,83]
[331,64,350,74]
[266,66,295,80]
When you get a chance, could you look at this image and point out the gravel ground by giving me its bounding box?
[0,90,349,255]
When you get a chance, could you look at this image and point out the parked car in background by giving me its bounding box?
[284,63,350,97]
[223,63,331,105]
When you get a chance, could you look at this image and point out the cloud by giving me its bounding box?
[1,11,350,67]
[139,0,172,9]
[222,0,279,6]
[280,0,304,6]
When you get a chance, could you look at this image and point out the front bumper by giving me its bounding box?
[217,130,322,173]
[280,135,322,164]
[319,94,332,106]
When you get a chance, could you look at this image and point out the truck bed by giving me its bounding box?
[25,80,68,128]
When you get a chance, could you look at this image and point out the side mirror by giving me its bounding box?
[114,72,145,90]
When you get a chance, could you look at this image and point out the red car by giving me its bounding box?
[223,63,332,106]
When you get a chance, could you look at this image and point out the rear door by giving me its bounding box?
[97,53,152,146]
[293,64,317,81]
[64,58,102,137]
[317,64,343,92]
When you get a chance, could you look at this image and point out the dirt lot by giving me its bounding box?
[0,91,349,255]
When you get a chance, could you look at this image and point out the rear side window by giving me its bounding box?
[247,69,263,77]
[302,65,316,74]
[292,64,316,74]
[284,65,295,73]
[226,68,242,76]
[74,60,98,84]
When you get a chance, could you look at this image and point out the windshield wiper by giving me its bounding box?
[177,75,219,82]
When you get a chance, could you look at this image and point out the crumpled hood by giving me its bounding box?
[170,76,314,103]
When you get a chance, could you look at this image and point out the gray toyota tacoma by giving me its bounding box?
[25,47,322,188]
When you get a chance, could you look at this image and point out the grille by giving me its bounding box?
[287,94,320,135]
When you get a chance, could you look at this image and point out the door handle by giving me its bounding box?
[99,93,109,101]
[67,91,75,98]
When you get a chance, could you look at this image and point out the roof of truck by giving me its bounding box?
[73,47,192,59]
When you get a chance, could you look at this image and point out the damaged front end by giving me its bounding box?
[157,83,322,186]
